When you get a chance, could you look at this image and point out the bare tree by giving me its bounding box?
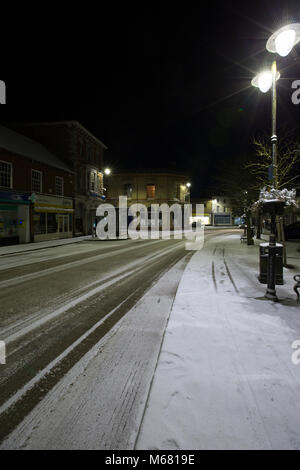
[246,129,300,265]
[215,157,258,245]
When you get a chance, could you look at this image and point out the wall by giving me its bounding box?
[0,148,74,196]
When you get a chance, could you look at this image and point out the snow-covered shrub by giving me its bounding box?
[252,187,298,210]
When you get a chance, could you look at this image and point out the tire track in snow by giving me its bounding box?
[0,239,163,290]
[212,246,239,294]
[1,241,183,345]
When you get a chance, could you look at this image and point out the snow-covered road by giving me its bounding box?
[0,236,196,444]
[1,228,263,449]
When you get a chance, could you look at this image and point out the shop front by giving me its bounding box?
[0,191,31,245]
[33,195,74,242]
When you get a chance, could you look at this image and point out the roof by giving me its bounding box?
[13,121,108,149]
[0,124,74,173]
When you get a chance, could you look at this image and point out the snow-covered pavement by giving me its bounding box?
[136,233,300,450]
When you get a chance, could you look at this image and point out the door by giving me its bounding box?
[58,215,69,234]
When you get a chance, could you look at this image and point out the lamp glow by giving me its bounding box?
[275,29,296,56]
[257,71,272,93]
[186,182,191,188]
[251,70,280,93]
[104,168,111,175]
[266,23,300,56]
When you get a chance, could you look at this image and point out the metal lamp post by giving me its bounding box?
[251,67,281,299]
[251,23,300,301]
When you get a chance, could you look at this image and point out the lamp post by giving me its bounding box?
[251,23,300,301]
[251,66,280,189]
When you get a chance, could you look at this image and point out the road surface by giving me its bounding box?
[0,229,236,449]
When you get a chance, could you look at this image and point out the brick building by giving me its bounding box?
[0,124,75,245]
[106,170,191,208]
[12,121,107,235]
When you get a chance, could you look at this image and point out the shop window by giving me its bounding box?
[32,170,42,193]
[0,161,12,188]
[55,176,64,196]
[69,214,73,232]
[33,213,46,235]
[147,184,155,199]
[64,216,69,232]
[47,213,58,234]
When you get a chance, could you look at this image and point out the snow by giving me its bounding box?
[2,231,300,449]
[136,233,300,450]
[0,124,73,173]
[253,187,297,209]
[0,254,190,450]
[0,235,93,257]
[1,239,179,345]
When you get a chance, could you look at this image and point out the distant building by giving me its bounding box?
[106,170,191,229]
[0,124,75,245]
[106,170,191,207]
[11,121,107,235]
[191,196,233,226]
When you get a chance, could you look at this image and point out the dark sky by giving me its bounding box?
[1,1,300,197]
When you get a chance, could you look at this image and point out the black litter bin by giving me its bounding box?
[259,242,283,285]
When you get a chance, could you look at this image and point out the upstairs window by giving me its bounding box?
[55,176,64,196]
[0,161,12,188]
[124,183,133,198]
[89,170,98,192]
[147,184,155,199]
[32,169,42,193]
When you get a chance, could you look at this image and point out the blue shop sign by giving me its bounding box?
[0,191,31,204]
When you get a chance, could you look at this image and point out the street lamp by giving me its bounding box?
[266,23,300,56]
[104,168,111,176]
[251,23,300,301]
[186,182,191,188]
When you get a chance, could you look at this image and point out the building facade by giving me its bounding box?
[12,121,107,235]
[0,125,75,245]
[191,196,233,226]
[106,171,191,207]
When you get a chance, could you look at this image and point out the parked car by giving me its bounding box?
[284,222,300,240]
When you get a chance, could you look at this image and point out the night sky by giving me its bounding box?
[1,1,300,197]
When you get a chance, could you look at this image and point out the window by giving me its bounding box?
[89,170,97,192]
[32,169,42,193]
[33,212,46,235]
[47,213,58,233]
[0,161,12,188]
[55,176,64,196]
[147,184,155,199]
[124,183,133,198]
